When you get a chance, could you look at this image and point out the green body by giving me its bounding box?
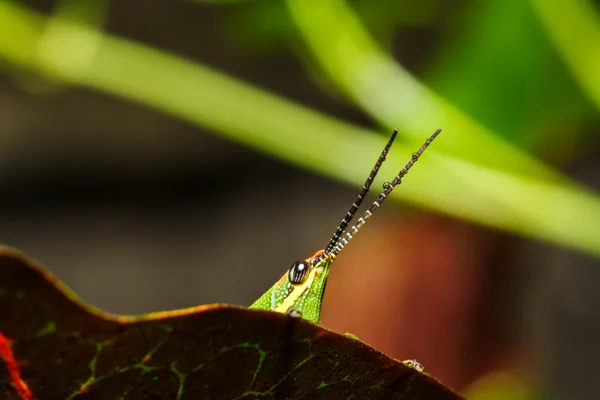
[250,253,331,324]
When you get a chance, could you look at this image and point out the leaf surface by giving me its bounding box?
[0,247,463,400]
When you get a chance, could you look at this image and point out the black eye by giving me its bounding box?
[288,260,310,285]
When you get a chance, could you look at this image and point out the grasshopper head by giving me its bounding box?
[271,250,331,323]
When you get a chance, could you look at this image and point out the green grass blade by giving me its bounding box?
[529,0,600,111]
[1,3,600,258]
[284,0,562,180]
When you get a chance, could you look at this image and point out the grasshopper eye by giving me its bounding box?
[288,260,310,285]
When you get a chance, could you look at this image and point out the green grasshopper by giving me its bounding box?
[250,128,441,331]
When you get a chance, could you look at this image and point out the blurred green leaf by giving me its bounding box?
[529,0,600,112]
[463,372,535,400]
[1,3,600,259]
[284,0,563,179]
[429,0,592,154]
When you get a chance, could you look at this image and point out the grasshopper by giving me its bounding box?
[250,129,442,332]
[250,128,441,332]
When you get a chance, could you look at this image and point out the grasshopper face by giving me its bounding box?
[249,250,331,324]
[270,250,329,323]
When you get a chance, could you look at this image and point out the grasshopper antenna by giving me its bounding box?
[330,128,442,259]
[320,129,398,259]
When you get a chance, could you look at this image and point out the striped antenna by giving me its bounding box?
[330,128,442,259]
[322,129,398,257]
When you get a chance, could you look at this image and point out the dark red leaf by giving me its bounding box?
[0,247,463,400]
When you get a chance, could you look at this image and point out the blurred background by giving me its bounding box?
[1,0,600,398]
